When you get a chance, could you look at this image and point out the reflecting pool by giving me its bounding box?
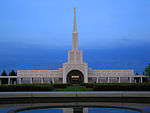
[0,102,150,113]
[18,108,141,113]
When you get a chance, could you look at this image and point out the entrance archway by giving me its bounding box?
[67,70,84,84]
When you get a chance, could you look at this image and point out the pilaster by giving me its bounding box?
[118,77,120,83]
[30,78,33,84]
[8,77,10,85]
[107,77,110,83]
[140,77,143,83]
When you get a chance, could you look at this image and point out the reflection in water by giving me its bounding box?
[63,108,88,113]
[0,102,150,113]
[74,107,87,113]
[19,108,141,113]
[73,107,83,113]
[19,108,62,113]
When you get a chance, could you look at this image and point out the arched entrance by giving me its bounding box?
[67,70,84,84]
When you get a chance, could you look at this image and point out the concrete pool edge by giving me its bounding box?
[7,104,150,113]
[0,91,150,98]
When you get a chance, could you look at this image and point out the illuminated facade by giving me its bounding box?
[0,9,146,85]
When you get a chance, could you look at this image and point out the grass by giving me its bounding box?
[53,85,92,91]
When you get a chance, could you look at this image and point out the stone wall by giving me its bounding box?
[17,68,63,78]
[68,50,83,64]
[88,68,134,77]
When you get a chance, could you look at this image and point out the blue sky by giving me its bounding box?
[0,0,150,74]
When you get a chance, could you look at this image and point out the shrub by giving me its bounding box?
[0,84,53,91]
[93,83,150,91]
[0,83,73,92]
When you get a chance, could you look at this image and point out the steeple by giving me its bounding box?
[73,8,77,33]
[68,8,83,64]
[72,8,78,50]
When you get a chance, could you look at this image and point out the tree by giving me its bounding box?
[1,70,7,76]
[142,72,145,75]
[144,63,150,77]
[1,70,8,84]
[9,69,17,76]
[136,72,139,75]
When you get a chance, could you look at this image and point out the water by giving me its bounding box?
[0,108,142,113]
[0,103,150,113]
[19,108,140,113]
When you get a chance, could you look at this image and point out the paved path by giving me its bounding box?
[0,91,150,98]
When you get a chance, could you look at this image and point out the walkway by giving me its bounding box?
[0,91,150,98]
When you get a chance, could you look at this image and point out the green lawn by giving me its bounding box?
[53,85,92,91]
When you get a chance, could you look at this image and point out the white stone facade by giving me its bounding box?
[88,69,134,77]
[13,8,147,84]
[63,62,88,83]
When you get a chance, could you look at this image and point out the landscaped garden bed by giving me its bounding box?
[91,83,150,91]
[0,84,54,91]
[0,83,150,91]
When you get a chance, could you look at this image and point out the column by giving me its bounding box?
[128,77,131,83]
[52,77,54,83]
[20,78,23,84]
[17,78,20,84]
[14,81,16,85]
[140,77,143,83]
[96,77,98,83]
[118,77,120,83]
[10,78,12,84]
[8,77,10,85]
[107,77,110,83]
[129,77,132,83]
[0,79,1,85]
[41,77,44,84]
[63,69,66,83]
[83,108,88,113]
[30,78,33,84]
[134,77,137,83]
[85,68,88,83]
[18,78,22,84]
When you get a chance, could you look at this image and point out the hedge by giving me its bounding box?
[0,84,54,91]
[0,83,72,91]
[93,83,150,91]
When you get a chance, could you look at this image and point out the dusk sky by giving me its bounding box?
[0,0,150,74]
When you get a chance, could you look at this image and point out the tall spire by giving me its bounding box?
[73,8,77,33]
[72,8,78,50]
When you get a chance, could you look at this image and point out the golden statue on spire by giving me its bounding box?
[74,8,76,12]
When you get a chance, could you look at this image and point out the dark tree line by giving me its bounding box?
[1,69,17,76]
[145,63,150,77]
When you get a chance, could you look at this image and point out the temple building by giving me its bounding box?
[0,8,147,84]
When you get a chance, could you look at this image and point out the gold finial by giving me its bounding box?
[74,8,76,12]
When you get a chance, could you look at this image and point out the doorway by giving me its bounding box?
[67,70,84,84]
